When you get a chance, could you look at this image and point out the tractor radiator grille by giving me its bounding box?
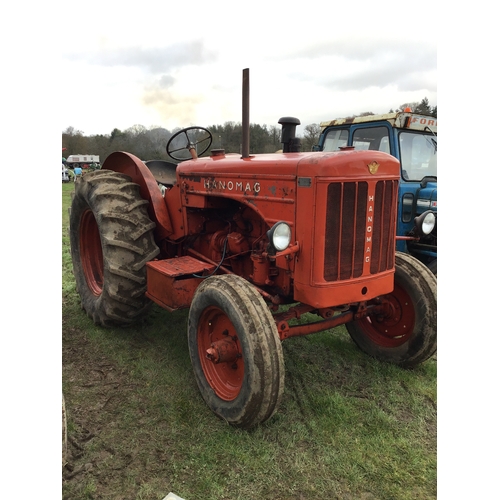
[324,180,397,281]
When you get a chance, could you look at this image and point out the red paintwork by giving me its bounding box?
[103,152,173,240]
[351,282,416,347]
[79,209,104,295]
[105,146,401,339]
[206,337,240,364]
[145,256,215,311]
[396,236,420,241]
[197,305,244,401]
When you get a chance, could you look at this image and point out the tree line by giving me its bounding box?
[62,122,285,165]
[62,97,436,165]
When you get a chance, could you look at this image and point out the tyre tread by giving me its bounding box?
[188,275,284,428]
[70,169,159,326]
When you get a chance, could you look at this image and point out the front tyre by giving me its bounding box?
[188,275,284,428]
[346,252,437,368]
[428,259,437,277]
[69,170,160,326]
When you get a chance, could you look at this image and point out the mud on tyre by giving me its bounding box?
[69,169,160,326]
[187,274,285,429]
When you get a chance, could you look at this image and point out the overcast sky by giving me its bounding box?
[60,0,437,137]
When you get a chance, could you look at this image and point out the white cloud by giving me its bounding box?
[66,40,218,74]
[60,1,436,136]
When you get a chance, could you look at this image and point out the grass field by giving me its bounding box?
[62,181,437,500]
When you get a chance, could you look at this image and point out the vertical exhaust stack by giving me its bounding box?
[242,68,250,158]
[279,117,301,152]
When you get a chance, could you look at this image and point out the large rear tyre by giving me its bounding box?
[346,252,437,368]
[188,275,284,428]
[69,169,160,326]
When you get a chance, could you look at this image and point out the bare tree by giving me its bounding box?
[62,126,87,155]
[301,124,322,152]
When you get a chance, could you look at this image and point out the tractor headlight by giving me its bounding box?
[414,210,436,236]
[267,222,292,253]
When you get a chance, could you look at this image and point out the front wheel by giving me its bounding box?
[188,275,284,428]
[346,252,437,367]
[427,259,437,277]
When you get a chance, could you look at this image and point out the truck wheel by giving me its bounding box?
[69,170,160,326]
[188,275,284,428]
[346,252,437,368]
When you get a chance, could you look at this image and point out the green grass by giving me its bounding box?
[62,182,436,500]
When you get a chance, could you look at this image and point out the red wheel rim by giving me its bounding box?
[359,283,416,348]
[197,306,244,401]
[79,209,104,296]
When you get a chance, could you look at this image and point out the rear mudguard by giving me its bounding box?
[103,151,173,239]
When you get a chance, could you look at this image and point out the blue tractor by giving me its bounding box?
[315,110,437,275]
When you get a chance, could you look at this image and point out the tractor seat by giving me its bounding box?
[144,160,178,186]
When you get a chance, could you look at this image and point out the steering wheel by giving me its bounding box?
[166,126,213,161]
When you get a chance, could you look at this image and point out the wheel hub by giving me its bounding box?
[198,306,244,401]
[206,337,240,364]
[363,283,416,347]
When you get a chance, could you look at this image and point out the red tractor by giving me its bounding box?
[69,70,436,428]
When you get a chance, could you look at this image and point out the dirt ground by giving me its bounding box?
[62,323,161,500]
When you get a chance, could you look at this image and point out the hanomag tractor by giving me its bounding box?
[69,70,436,429]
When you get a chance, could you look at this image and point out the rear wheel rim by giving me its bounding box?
[79,209,104,296]
[361,283,416,348]
[197,306,244,401]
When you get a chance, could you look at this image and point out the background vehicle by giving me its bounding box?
[66,154,100,170]
[62,164,70,183]
[69,70,436,429]
[316,111,437,275]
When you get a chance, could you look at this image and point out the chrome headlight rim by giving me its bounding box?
[267,222,292,253]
